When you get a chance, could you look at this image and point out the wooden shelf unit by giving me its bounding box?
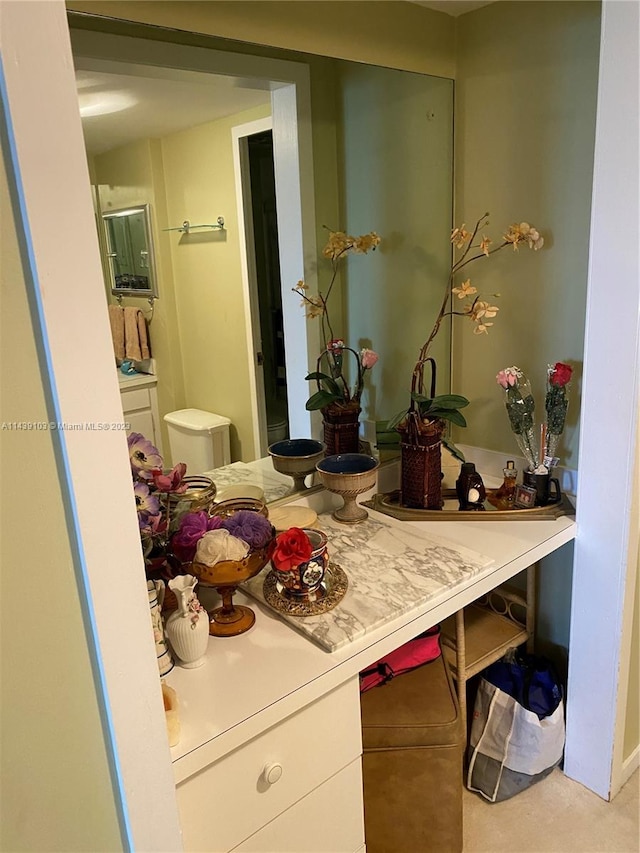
[440,563,536,734]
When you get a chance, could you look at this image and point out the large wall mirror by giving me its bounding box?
[103,204,157,296]
[71,17,453,490]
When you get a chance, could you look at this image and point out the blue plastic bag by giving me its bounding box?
[482,650,562,719]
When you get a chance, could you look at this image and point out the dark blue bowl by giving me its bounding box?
[268,439,324,459]
[316,453,378,475]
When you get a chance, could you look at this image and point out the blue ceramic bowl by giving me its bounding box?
[268,439,325,490]
[316,454,379,523]
[268,439,324,459]
[316,453,378,475]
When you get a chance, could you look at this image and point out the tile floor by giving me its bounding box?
[463,767,639,852]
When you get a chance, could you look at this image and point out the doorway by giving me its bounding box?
[246,129,289,450]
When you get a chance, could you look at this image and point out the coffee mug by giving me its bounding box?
[523,471,561,506]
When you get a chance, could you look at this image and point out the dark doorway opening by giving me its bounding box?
[247,129,289,446]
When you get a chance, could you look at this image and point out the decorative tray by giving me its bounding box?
[262,562,348,617]
[363,489,574,522]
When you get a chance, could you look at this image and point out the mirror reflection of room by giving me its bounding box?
[73,26,453,495]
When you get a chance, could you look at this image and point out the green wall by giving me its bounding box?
[160,102,272,462]
[1,128,123,851]
[453,1,601,467]
[338,62,454,425]
[453,0,601,691]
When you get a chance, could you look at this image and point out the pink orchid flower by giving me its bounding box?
[361,348,379,370]
[496,367,519,389]
[152,463,188,494]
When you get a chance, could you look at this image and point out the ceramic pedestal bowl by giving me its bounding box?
[268,438,325,491]
[316,453,379,523]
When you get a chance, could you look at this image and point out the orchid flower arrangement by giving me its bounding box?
[294,228,381,412]
[496,362,573,472]
[389,214,545,459]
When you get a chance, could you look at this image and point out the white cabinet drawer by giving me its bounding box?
[177,678,362,852]
[120,385,151,413]
[232,758,365,853]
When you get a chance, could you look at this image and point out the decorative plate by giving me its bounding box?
[263,561,348,617]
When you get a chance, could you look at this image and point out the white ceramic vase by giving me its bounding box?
[166,575,209,668]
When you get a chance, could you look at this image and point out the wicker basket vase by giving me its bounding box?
[398,414,445,510]
[322,402,361,456]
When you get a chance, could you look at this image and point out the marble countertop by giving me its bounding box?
[244,508,494,652]
[203,458,307,504]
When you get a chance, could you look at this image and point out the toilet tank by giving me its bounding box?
[163,409,231,474]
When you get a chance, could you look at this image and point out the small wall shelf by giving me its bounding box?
[163,217,225,234]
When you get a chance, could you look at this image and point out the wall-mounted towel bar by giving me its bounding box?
[163,217,225,234]
[114,292,156,322]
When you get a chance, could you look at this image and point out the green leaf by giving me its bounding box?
[430,408,467,428]
[411,392,433,405]
[305,371,341,397]
[305,371,334,382]
[431,394,470,409]
[387,409,409,431]
[305,390,341,411]
[442,436,466,462]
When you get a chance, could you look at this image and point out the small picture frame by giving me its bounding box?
[514,483,537,509]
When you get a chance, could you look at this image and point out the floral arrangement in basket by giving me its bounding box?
[388,215,546,460]
[496,362,573,473]
[294,228,381,413]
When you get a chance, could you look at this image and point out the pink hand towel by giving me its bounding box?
[108,303,125,361]
[124,306,143,362]
[137,310,150,360]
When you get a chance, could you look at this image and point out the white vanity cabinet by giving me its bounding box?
[175,679,365,853]
[168,484,576,853]
[118,373,162,454]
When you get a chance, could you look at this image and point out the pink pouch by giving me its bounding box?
[359,626,441,693]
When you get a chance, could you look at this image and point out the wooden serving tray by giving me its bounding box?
[362,488,574,522]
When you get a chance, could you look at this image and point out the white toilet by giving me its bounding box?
[164,408,231,474]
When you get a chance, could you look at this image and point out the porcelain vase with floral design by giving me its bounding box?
[148,579,174,677]
[166,575,209,668]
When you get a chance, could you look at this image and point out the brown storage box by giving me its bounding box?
[361,654,464,853]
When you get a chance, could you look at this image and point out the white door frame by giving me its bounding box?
[232,116,273,459]
[1,10,319,849]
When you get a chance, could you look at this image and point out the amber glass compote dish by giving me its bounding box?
[192,544,272,637]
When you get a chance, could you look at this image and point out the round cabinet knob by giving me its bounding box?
[262,762,283,785]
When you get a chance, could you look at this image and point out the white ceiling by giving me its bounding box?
[411,0,494,16]
[77,66,271,155]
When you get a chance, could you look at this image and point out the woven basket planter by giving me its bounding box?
[398,414,445,509]
[322,403,361,456]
